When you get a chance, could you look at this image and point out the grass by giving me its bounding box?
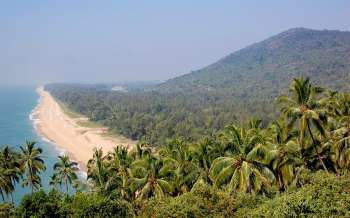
[55,97,137,143]
[76,120,104,128]
[56,100,82,119]
[56,100,104,128]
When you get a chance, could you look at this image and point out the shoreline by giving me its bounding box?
[32,86,137,171]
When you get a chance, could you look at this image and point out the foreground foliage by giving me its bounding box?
[235,172,350,218]
[2,77,350,217]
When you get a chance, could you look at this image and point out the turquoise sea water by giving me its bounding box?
[0,86,61,204]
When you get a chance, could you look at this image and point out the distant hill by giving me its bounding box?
[157,28,350,99]
[47,28,350,146]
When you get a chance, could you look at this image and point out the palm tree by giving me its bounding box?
[105,146,133,199]
[52,155,79,194]
[190,138,216,183]
[87,148,108,193]
[209,124,275,194]
[0,146,21,202]
[268,120,301,190]
[0,167,15,202]
[49,174,60,190]
[19,141,45,195]
[160,139,199,195]
[278,77,328,171]
[325,93,350,172]
[129,155,173,199]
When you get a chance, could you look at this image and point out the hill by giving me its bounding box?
[46,28,350,145]
[158,28,350,97]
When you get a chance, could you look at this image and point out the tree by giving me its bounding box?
[0,168,15,202]
[129,155,173,199]
[87,148,108,193]
[52,155,79,194]
[325,93,350,172]
[209,124,275,193]
[160,139,199,195]
[105,146,133,200]
[0,146,21,202]
[19,141,45,195]
[190,138,216,183]
[268,120,301,190]
[278,77,329,171]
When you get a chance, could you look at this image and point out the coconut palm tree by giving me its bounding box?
[190,138,216,183]
[209,124,275,194]
[129,155,173,199]
[0,167,15,202]
[49,174,60,190]
[87,148,108,193]
[105,146,133,199]
[268,120,301,190]
[325,93,350,172]
[278,77,328,171]
[52,155,79,194]
[160,139,199,195]
[19,141,45,195]
[0,146,21,202]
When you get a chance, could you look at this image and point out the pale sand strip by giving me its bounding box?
[35,87,137,171]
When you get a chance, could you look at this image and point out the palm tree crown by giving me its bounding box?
[52,155,79,194]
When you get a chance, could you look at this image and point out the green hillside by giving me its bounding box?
[158,28,350,96]
[46,28,350,146]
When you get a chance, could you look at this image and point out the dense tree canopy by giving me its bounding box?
[2,78,350,217]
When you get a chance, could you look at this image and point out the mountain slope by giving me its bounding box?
[47,28,350,146]
[158,28,350,98]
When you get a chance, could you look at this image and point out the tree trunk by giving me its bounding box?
[65,177,69,194]
[10,192,14,204]
[307,120,328,172]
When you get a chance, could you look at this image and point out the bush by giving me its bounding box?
[67,193,134,218]
[138,180,236,218]
[235,172,350,218]
[0,203,14,218]
[16,189,64,218]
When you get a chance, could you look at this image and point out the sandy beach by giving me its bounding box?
[34,87,137,171]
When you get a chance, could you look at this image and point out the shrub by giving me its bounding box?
[16,189,64,218]
[68,193,134,218]
[0,203,14,218]
[138,180,236,218]
[235,172,350,218]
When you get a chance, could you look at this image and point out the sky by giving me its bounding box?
[0,1,349,85]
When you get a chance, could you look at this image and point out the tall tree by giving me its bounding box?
[52,155,79,194]
[20,141,45,195]
[0,146,21,202]
[209,124,275,193]
[268,120,301,190]
[129,155,173,199]
[278,77,328,171]
[190,138,216,183]
[105,146,133,199]
[160,139,199,194]
[87,148,108,193]
[325,93,350,172]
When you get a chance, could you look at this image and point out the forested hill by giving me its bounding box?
[46,28,350,146]
[157,28,350,96]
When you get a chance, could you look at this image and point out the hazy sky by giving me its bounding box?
[1,1,349,85]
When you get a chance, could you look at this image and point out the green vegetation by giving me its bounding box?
[56,100,82,119]
[46,28,350,146]
[2,78,350,217]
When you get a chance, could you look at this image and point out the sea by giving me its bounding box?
[0,85,64,204]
